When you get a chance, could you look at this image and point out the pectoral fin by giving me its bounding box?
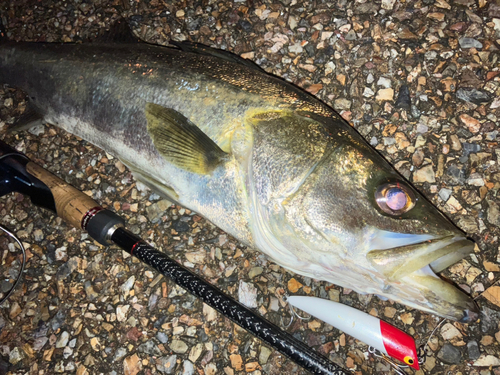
[146,103,228,175]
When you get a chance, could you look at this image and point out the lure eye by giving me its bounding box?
[404,356,415,366]
[375,182,415,215]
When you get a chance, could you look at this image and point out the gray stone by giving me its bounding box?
[55,331,69,348]
[170,340,189,354]
[182,360,195,375]
[334,98,351,111]
[345,29,357,41]
[138,340,162,356]
[438,188,452,202]
[114,347,128,361]
[459,37,483,49]
[157,355,177,374]
[467,341,481,361]
[9,347,25,365]
[259,346,273,364]
[487,200,500,226]
[156,332,169,344]
[248,266,263,278]
[456,88,491,104]
[437,343,462,364]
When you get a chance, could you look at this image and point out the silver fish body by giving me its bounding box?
[0,39,478,322]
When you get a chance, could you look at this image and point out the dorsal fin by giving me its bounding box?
[170,41,264,72]
[94,19,140,44]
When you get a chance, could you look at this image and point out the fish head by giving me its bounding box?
[250,112,478,322]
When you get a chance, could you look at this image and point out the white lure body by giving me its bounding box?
[287,296,419,370]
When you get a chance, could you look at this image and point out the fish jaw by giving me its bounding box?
[367,233,478,323]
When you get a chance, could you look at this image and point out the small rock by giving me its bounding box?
[459,114,481,133]
[467,341,481,361]
[9,347,25,365]
[138,340,162,356]
[487,200,500,226]
[413,165,436,183]
[459,37,483,49]
[238,280,258,308]
[287,278,303,293]
[473,355,500,367]
[438,188,452,202]
[116,305,130,322]
[114,348,128,361]
[157,332,169,344]
[123,354,142,375]
[381,0,396,10]
[437,343,462,364]
[182,360,195,375]
[56,331,70,348]
[456,88,491,104]
[249,267,263,278]
[33,337,48,351]
[395,85,411,110]
[375,88,394,102]
[120,276,135,297]
[441,323,463,340]
[259,346,272,364]
[334,98,351,111]
[230,354,243,371]
[157,355,177,374]
[170,340,188,354]
[377,77,391,88]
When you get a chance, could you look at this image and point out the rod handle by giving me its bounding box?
[26,162,99,229]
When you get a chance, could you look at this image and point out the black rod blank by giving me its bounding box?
[111,227,346,375]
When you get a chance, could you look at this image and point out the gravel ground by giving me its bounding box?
[0,0,500,374]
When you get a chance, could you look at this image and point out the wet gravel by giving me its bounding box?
[1,0,500,374]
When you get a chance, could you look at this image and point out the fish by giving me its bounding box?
[0,23,479,322]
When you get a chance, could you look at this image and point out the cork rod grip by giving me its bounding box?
[26,162,100,229]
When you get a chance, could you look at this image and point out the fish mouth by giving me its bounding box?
[367,235,479,323]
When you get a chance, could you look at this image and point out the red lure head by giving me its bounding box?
[380,320,419,370]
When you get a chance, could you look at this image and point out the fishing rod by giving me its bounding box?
[0,139,346,375]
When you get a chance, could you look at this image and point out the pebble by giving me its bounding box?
[157,355,177,374]
[156,332,169,344]
[456,88,491,104]
[413,165,436,183]
[182,360,195,375]
[9,347,25,365]
[459,37,483,49]
[375,88,394,102]
[459,114,481,133]
[437,343,462,364]
[238,280,258,308]
[114,348,128,361]
[394,85,411,110]
[55,331,70,348]
[468,341,481,361]
[473,355,500,367]
[170,340,189,354]
[123,354,142,375]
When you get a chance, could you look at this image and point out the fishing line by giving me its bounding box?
[0,224,26,305]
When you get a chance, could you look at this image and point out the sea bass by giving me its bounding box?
[0,28,478,322]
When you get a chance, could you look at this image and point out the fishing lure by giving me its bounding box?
[287,296,420,370]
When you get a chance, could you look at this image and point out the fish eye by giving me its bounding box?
[375,182,415,215]
[404,356,415,365]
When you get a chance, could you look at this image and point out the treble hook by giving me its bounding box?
[281,294,312,328]
[368,346,408,375]
[0,224,26,305]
